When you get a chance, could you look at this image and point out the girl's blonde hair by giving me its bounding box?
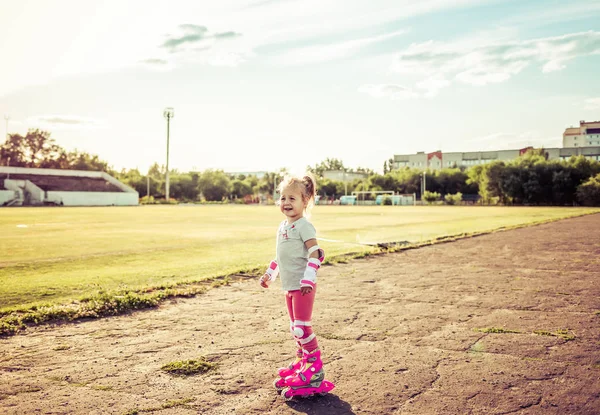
[277,173,317,212]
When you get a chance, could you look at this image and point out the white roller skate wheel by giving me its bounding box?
[273,379,283,392]
[281,387,294,401]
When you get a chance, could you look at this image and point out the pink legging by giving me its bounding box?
[285,287,319,352]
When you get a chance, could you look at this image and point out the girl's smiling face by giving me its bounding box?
[279,184,307,223]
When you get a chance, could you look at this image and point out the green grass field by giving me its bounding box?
[1,205,599,313]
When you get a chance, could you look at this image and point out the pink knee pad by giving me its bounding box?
[292,320,315,347]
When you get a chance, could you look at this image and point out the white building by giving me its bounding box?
[393,149,529,171]
[563,120,600,147]
[322,170,369,181]
[393,120,600,171]
[394,146,600,171]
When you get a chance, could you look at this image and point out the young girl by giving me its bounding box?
[259,174,334,399]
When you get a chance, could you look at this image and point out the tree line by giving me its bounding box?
[2,130,600,205]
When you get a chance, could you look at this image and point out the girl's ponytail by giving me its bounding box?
[303,174,317,213]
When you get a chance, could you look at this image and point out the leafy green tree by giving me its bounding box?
[317,178,343,198]
[67,150,113,173]
[118,168,147,196]
[355,166,375,175]
[1,129,119,173]
[434,169,476,195]
[169,173,200,201]
[368,173,395,192]
[231,179,253,199]
[383,157,394,174]
[423,190,441,204]
[197,170,231,201]
[307,158,346,178]
[444,192,462,205]
[498,165,524,204]
[576,173,600,206]
[551,168,575,205]
[468,161,506,204]
[567,155,600,185]
[387,168,423,195]
[0,129,66,168]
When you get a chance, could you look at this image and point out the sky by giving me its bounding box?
[1,0,599,175]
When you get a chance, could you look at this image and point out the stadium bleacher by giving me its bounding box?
[0,173,123,193]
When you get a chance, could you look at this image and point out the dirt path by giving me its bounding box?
[1,214,599,415]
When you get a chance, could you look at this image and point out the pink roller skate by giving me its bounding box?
[280,349,335,400]
[273,352,303,392]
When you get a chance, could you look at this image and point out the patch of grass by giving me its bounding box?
[474,327,521,334]
[161,357,216,376]
[320,332,354,341]
[210,277,232,288]
[21,387,42,393]
[533,329,576,341]
[255,339,284,346]
[0,285,213,336]
[47,375,87,386]
[211,387,239,395]
[160,398,195,409]
[469,341,485,354]
[53,344,71,351]
[91,385,113,391]
[123,398,196,414]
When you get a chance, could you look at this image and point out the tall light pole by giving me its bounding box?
[163,107,174,201]
[4,115,9,174]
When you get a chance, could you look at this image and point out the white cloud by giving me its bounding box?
[358,84,419,100]
[390,30,600,89]
[415,77,451,97]
[160,24,242,54]
[273,29,407,65]
[584,98,600,111]
[27,115,103,131]
[149,24,251,68]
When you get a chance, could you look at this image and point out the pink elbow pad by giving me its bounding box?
[266,260,279,281]
[301,258,320,288]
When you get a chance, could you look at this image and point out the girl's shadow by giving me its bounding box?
[285,394,356,415]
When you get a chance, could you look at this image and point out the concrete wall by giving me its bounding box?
[549,146,600,161]
[47,191,138,206]
[22,180,44,205]
[0,190,16,205]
